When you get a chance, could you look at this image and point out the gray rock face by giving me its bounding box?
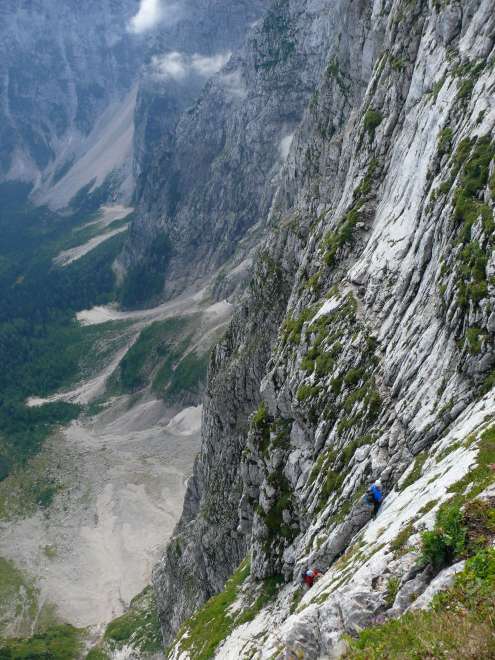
[121,0,348,300]
[154,0,495,654]
[0,1,141,185]
[152,226,295,643]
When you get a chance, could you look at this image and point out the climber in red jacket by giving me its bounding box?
[303,568,321,588]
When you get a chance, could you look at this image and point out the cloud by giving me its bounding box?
[219,71,247,100]
[129,0,180,34]
[279,134,294,161]
[151,52,231,81]
[192,54,231,77]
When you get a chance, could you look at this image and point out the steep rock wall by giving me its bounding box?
[157,0,495,655]
[121,0,344,301]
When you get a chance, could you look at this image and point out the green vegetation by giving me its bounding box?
[428,75,446,102]
[363,110,383,139]
[399,451,427,491]
[390,522,415,557]
[251,402,271,455]
[119,234,172,309]
[0,447,67,521]
[103,586,162,655]
[419,428,495,571]
[0,624,82,659]
[421,503,466,570]
[167,351,209,400]
[384,576,400,607]
[282,308,313,345]
[345,548,495,658]
[346,424,495,658]
[310,442,370,514]
[250,410,291,460]
[296,384,321,402]
[419,500,437,516]
[435,440,462,462]
[389,56,406,71]
[173,559,284,660]
[437,127,453,156]
[0,557,38,636]
[436,135,495,311]
[465,326,484,354]
[452,58,485,104]
[0,183,126,478]
[289,587,304,613]
[309,448,336,486]
[117,315,209,402]
[261,470,297,546]
[325,57,349,95]
[446,424,495,499]
[85,650,110,660]
[294,294,381,514]
[342,378,381,420]
[457,78,474,101]
[323,160,379,267]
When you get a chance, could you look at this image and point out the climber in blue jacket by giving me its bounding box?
[367,479,383,517]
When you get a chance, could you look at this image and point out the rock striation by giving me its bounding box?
[153,0,495,655]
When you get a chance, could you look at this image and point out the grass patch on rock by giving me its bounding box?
[398,451,427,491]
[103,585,162,655]
[345,547,495,659]
[171,559,283,660]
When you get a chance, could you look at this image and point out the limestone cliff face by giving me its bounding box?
[121,0,343,300]
[155,0,495,655]
[0,0,141,186]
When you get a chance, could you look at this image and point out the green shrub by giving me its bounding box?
[0,624,82,660]
[421,504,466,570]
[457,78,474,101]
[385,576,400,607]
[85,649,110,660]
[465,327,483,354]
[282,308,313,345]
[437,127,453,156]
[315,353,334,376]
[252,402,268,427]
[296,384,320,402]
[363,110,383,138]
[344,367,365,386]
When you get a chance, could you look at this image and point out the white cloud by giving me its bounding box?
[279,134,294,161]
[191,53,231,77]
[152,52,187,80]
[219,71,248,100]
[151,51,231,81]
[129,0,180,34]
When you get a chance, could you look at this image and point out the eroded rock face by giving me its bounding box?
[154,0,495,654]
[121,0,353,300]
